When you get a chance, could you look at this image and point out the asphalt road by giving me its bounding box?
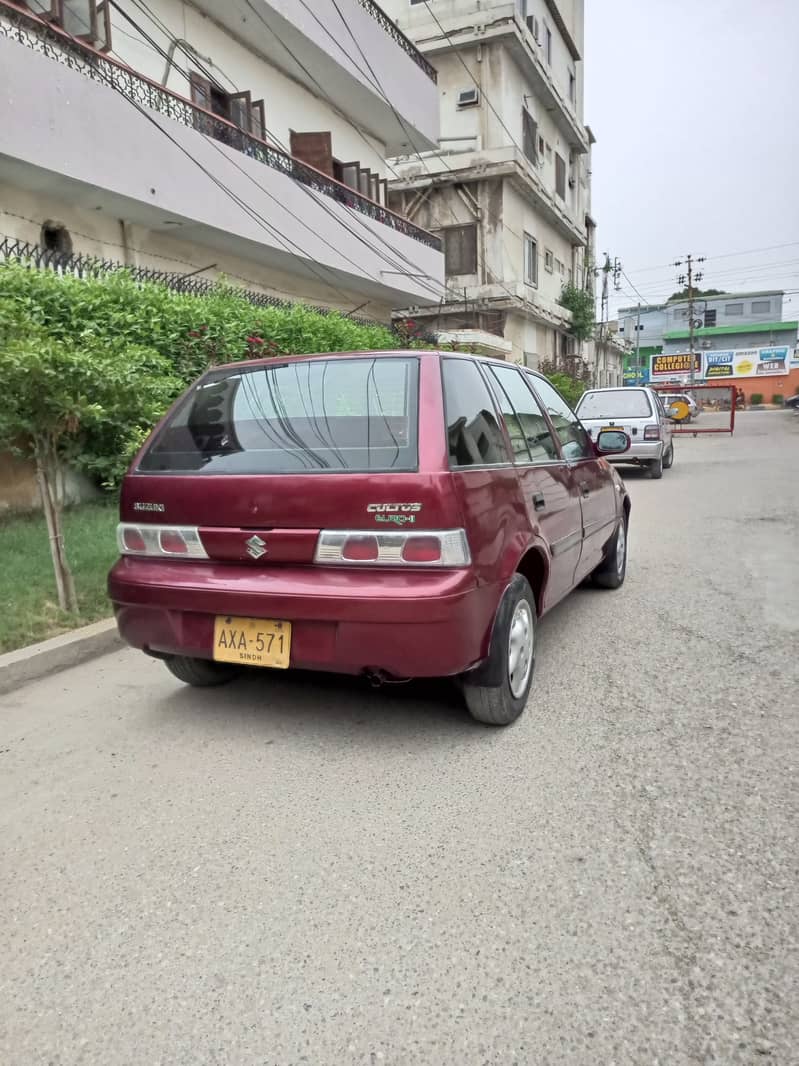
[2,411,797,1066]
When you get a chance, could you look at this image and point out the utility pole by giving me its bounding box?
[634,303,641,385]
[674,253,705,386]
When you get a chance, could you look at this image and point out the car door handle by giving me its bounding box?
[579,482,590,498]
[532,492,546,511]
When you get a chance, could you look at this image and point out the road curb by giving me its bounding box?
[0,618,122,696]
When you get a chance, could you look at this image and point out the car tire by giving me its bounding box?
[649,455,663,479]
[462,574,536,727]
[663,443,674,469]
[592,516,628,590]
[164,655,240,687]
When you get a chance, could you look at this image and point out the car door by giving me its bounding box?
[525,373,620,582]
[484,363,584,608]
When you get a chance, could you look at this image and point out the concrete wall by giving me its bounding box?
[0,452,99,514]
[0,34,444,311]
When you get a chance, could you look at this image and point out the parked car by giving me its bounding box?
[785,394,799,411]
[575,386,674,479]
[108,352,631,726]
[659,391,700,423]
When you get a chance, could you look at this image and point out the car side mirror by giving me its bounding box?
[595,429,630,456]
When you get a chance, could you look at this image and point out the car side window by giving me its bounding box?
[441,359,510,467]
[525,374,593,461]
[486,365,559,464]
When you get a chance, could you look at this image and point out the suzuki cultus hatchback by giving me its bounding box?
[109,352,631,725]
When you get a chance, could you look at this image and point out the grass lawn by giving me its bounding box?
[0,500,119,653]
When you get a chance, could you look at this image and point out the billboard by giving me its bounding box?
[650,353,702,379]
[703,347,789,379]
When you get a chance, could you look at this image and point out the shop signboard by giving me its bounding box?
[704,347,789,378]
[650,353,702,382]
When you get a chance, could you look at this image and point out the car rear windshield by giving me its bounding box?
[138,357,419,474]
[577,389,652,419]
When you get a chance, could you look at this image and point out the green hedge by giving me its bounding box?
[0,261,398,486]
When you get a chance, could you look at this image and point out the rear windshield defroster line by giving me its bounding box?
[138,357,420,475]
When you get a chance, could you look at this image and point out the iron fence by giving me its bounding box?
[0,235,384,327]
[0,0,441,251]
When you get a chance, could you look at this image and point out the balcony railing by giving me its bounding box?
[0,1,441,251]
[355,0,437,82]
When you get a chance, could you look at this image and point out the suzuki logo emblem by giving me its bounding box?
[245,534,267,560]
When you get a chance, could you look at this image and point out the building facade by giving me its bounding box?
[380,0,593,367]
[618,290,799,397]
[618,290,786,352]
[0,0,445,321]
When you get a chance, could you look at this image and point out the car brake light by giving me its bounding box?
[121,527,147,553]
[644,425,661,441]
[117,524,208,559]
[342,535,379,561]
[315,529,470,567]
[401,536,442,563]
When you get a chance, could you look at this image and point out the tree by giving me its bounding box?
[0,302,180,612]
[558,283,595,343]
[667,287,724,302]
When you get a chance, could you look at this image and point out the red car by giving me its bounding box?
[108,351,630,725]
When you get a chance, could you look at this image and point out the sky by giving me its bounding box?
[584,0,799,319]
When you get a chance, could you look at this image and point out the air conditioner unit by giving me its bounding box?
[526,14,540,42]
[568,177,576,188]
[457,87,479,108]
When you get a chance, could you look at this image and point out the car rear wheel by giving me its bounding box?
[663,443,674,469]
[164,655,240,687]
[592,517,628,590]
[462,574,535,726]
[649,455,663,479]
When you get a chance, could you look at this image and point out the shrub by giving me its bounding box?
[750,393,763,405]
[772,393,784,405]
[0,260,399,487]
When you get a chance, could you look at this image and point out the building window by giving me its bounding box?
[554,257,565,275]
[704,309,717,327]
[555,153,566,199]
[443,225,478,275]
[191,73,266,140]
[524,234,538,287]
[40,220,72,255]
[544,24,552,65]
[725,303,744,315]
[522,108,538,165]
[751,300,771,313]
[24,1,112,50]
[544,249,554,273]
[569,71,576,103]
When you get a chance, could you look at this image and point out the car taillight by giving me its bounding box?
[644,425,661,441]
[315,530,470,567]
[341,535,379,561]
[117,524,208,559]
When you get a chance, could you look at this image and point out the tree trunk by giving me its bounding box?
[35,442,78,614]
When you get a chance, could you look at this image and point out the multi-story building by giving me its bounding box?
[380,0,593,367]
[618,290,786,352]
[0,0,444,322]
[618,289,799,397]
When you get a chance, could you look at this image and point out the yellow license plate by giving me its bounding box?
[213,616,291,669]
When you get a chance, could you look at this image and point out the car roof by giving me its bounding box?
[581,385,650,393]
[209,349,550,377]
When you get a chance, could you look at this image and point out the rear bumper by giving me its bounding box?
[108,557,501,679]
[608,440,663,463]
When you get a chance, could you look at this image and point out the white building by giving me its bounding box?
[380,0,594,365]
[0,0,444,321]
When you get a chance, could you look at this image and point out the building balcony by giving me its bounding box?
[395,281,573,332]
[389,144,587,246]
[386,0,589,154]
[189,0,439,154]
[0,3,443,308]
